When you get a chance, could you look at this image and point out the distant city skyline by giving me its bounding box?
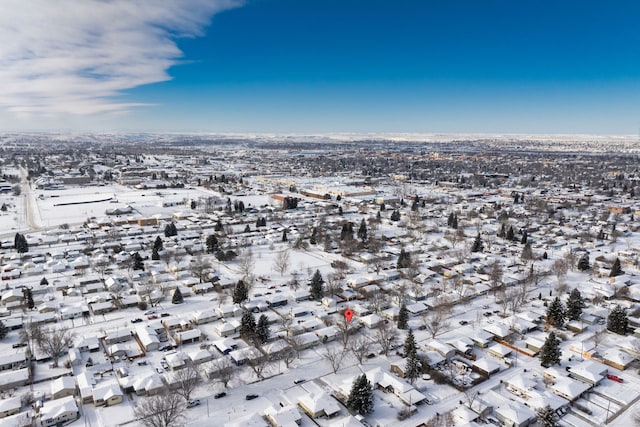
[1,0,640,135]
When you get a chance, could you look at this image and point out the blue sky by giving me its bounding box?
[2,0,640,134]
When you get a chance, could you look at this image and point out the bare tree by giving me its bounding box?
[323,345,345,374]
[238,249,254,280]
[284,333,305,359]
[552,258,568,286]
[324,273,342,298]
[246,348,271,380]
[463,389,479,409]
[592,328,606,350]
[134,390,186,427]
[208,357,234,388]
[375,321,398,356]
[488,261,503,296]
[349,334,372,364]
[336,318,353,349]
[170,364,200,402]
[38,327,75,367]
[190,256,212,283]
[422,307,450,339]
[272,249,290,276]
[426,410,455,427]
[278,347,297,369]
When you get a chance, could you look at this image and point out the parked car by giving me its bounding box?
[147,315,158,320]
[245,394,259,400]
[214,392,227,399]
[293,378,306,384]
[607,374,624,383]
[12,342,27,348]
[156,367,163,374]
[131,318,143,323]
[459,320,469,325]
[187,399,200,408]
[160,313,170,317]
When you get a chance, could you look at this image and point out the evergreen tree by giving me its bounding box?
[546,297,565,327]
[497,223,506,238]
[520,229,528,244]
[153,236,163,252]
[310,269,324,300]
[151,248,160,261]
[132,252,144,271]
[403,329,417,358]
[521,243,533,260]
[244,224,251,233]
[40,277,48,286]
[536,404,559,427]
[309,227,318,245]
[471,233,483,253]
[506,226,515,241]
[390,209,401,221]
[607,305,628,335]
[340,222,353,241]
[397,302,408,330]
[609,257,623,277]
[346,374,374,415]
[214,219,223,232]
[397,249,411,269]
[282,228,288,242]
[405,351,422,385]
[205,234,218,253]
[540,332,562,367]
[14,233,28,254]
[233,280,248,304]
[566,289,586,321]
[256,314,271,344]
[171,287,184,304]
[240,311,257,341]
[357,219,368,242]
[164,223,178,237]
[577,253,590,271]
[22,288,34,310]
[0,320,7,340]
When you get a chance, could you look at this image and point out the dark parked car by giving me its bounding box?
[214,392,227,399]
[131,318,143,323]
[161,313,170,317]
[245,394,259,400]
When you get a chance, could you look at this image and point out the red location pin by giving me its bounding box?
[344,309,354,324]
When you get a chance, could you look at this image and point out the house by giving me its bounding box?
[494,401,536,427]
[264,404,302,427]
[77,372,96,403]
[365,367,426,406]
[38,395,79,427]
[191,309,218,325]
[51,376,76,399]
[175,328,201,345]
[471,358,501,377]
[0,396,21,419]
[133,373,165,396]
[550,377,590,402]
[297,382,341,418]
[602,348,635,370]
[0,368,29,391]
[426,340,455,359]
[189,349,215,365]
[90,301,114,315]
[104,328,132,345]
[93,383,124,407]
[0,351,27,371]
[567,360,607,386]
[136,327,160,352]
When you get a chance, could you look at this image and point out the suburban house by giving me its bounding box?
[38,396,79,427]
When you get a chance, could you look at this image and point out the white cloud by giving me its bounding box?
[0,0,242,118]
